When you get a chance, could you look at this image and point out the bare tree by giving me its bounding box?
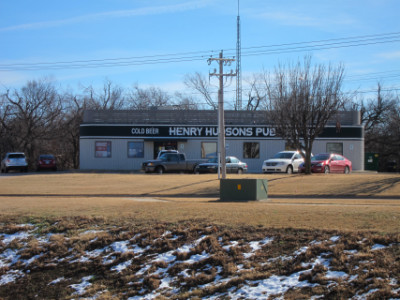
[83,79,125,110]
[356,84,399,170]
[243,74,266,111]
[360,83,396,131]
[264,56,347,174]
[56,92,88,169]
[1,79,63,166]
[184,72,217,110]
[126,84,171,110]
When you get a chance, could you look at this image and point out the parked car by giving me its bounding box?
[195,156,248,174]
[298,153,352,174]
[156,149,179,159]
[36,154,57,171]
[262,151,306,174]
[1,152,28,173]
[142,153,206,174]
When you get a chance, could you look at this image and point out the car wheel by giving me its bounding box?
[344,166,350,174]
[237,168,243,174]
[324,166,330,174]
[286,165,293,174]
[5,167,8,173]
[156,166,164,174]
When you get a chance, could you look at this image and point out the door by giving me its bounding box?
[292,153,303,172]
[153,141,177,159]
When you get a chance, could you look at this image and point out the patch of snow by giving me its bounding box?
[229,271,316,300]
[79,230,104,236]
[344,249,358,255]
[325,270,348,279]
[153,251,176,264]
[103,254,116,265]
[294,246,308,256]
[111,241,131,253]
[111,260,132,273]
[23,253,44,266]
[178,269,191,278]
[185,251,210,264]
[371,244,387,251]
[70,275,93,296]
[223,240,239,251]
[49,277,65,285]
[0,270,24,286]
[1,231,30,245]
[0,248,20,267]
[330,236,340,243]
[243,237,273,258]
[85,248,106,258]
[353,288,380,299]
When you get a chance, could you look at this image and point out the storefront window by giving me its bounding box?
[327,143,343,155]
[95,141,111,158]
[243,142,260,158]
[201,142,217,158]
[128,142,144,158]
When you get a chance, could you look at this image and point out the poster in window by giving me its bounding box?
[201,142,217,158]
[95,141,111,158]
[128,142,144,158]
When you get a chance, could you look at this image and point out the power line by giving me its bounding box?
[1,31,400,71]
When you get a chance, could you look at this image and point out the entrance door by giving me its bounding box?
[153,141,178,158]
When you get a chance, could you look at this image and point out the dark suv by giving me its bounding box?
[1,152,28,173]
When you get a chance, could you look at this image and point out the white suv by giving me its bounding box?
[262,151,305,174]
[1,152,28,173]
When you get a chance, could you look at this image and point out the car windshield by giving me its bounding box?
[40,155,54,159]
[312,154,331,161]
[9,154,25,159]
[273,152,294,159]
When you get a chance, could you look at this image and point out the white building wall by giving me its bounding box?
[80,137,365,172]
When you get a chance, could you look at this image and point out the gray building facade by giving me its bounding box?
[80,110,364,172]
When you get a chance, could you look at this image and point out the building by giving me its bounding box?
[80,110,364,172]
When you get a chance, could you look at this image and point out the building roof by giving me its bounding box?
[83,109,361,126]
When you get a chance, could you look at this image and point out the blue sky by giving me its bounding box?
[1,0,399,108]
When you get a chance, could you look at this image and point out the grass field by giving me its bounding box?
[0,172,399,299]
[0,172,399,232]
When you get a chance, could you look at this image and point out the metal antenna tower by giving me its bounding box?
[235,0,242,110]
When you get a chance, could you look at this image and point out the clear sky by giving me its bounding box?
[1,0,399,109]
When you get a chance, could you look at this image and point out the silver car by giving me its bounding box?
[1,152,28,173]
[196,156,248,174]
[262,151,305,174]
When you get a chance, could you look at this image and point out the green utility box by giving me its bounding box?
[220,179,268,201]
[365,153,379,171]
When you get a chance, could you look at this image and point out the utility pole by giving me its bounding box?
[208,51,235,179]
[236,0,242,110]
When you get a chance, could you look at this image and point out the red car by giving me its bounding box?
[36,154,57,171]
[299,153,352,174]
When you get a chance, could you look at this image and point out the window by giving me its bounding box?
[294,153,302,160]
[326,143,343,155]
[230,157,239,163]
[201,142,217,158]
[128,142,144,158]
[95,141,111,158]
[243,142,260,159]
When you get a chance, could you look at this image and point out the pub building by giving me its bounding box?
[80,110,364,172]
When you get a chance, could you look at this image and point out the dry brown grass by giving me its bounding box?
[0,172,399,232]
